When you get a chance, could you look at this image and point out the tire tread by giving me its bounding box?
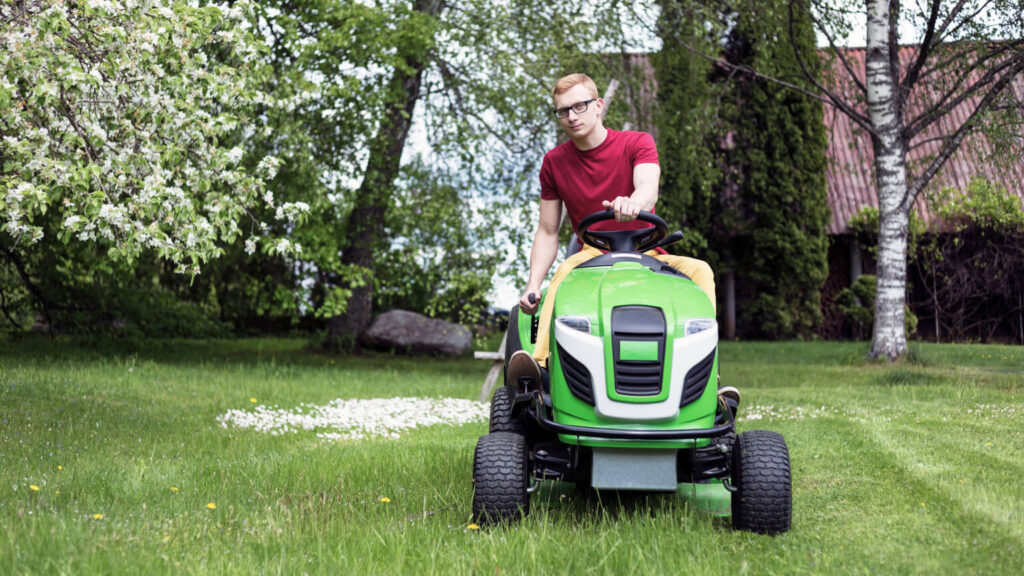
[731,429,792,534]
[472,432,529,524]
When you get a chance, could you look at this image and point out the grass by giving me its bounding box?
[1,336,1022,575]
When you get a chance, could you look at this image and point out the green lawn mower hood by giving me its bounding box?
[548,256,719,433]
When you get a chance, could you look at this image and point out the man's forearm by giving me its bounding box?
[527,227,559,290]
[631,162,660,211]
[630,187,657,212]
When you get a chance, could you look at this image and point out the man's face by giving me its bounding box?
[553,84,602,139]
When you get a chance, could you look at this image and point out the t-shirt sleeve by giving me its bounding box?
[631,132,659,166]
[539,153,560,201]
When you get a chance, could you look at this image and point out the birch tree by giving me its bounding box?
[810,0,1024,358]
[659,1,1024,358]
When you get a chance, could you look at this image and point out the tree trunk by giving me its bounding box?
[325,0,443,351]
[865,0,910,360]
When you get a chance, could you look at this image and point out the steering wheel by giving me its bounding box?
[577,210,669,253]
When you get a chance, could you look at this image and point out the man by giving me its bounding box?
[508,73,738,413]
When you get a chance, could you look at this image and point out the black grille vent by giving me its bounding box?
[611,306,666,397]
[680,348,716,407]
[556,344,594,405]
[614,360,662,396]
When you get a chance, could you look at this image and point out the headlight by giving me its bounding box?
[556,315,591,334]
[684,318,716,337]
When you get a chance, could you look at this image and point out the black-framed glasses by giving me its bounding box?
[552,98,597,119]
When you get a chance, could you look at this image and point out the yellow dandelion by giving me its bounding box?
[56,491,60,495]
[467,523,480,530]
[379,497,391,503]
[170,486,179,492]
[58,465,63,470]
[93,513,104,520]
[249,397,257,403]
[30,485,39,491]
[986,442,993,447]
[206,502,217,510]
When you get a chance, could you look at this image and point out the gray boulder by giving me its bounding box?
[360,309,472,356]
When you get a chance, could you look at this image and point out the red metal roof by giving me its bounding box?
[824,46,1024,233]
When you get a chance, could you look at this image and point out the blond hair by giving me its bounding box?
[552,73,599,99]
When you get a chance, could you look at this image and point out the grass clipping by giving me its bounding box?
[218,397,490,441]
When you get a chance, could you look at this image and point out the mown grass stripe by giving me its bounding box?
[2,338,1023,574]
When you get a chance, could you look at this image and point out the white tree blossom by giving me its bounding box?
[0,0,297,270]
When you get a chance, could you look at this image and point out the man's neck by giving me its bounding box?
[571,125,609,151]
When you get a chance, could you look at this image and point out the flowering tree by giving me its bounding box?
[0,0,305,288]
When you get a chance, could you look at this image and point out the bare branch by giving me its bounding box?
[934,0,997,44]
[658,8,878,136]
[906,42,1024,140]
[903,55,1024,209]
[783,1,876,134]
[802,0,868,96]
[901,0,951,95]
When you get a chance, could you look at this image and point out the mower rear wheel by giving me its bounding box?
[731,430,791,534]
[503,305,523,368]
[472,432,530,524]
[489,386,525,435]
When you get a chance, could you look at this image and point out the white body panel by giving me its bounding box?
[553,321,718,422]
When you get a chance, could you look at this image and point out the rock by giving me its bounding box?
[30,317,50,334]
[361,309,472,356]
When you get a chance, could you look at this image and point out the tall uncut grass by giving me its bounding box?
[1,337,1022,574]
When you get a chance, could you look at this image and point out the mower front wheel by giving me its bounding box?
[472,432,530,524]
[731,430,791,534]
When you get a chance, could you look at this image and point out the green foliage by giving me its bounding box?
[914,179,1024,342]
[934,179,1024,231]
[373,162,499,327]
[655,0,830,338]
[653,1,726,261]
[0,229,228,338]
[836,274,918,340]
[727,0,830,339]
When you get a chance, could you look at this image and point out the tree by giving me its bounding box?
[325,0,445,350]
[658,0,1024,358]
[654,0,726,263]
[0,0,297,326]
[654,1,829,338]
[724,1,829,338]
[247,0,648,350]
[802,0,1024,358]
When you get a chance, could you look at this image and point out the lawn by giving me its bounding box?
[1,337,1022,575]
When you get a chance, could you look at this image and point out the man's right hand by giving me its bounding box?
[519,289,541,315]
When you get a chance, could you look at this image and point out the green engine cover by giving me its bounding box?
[527,260,720,449]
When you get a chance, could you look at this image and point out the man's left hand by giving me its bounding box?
[602,196,641,222]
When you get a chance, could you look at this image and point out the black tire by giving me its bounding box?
[472,432,530,524]
[731,430,791,534]
[489,386,525,435]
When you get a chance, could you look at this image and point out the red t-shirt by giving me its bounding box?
[539,129,659,234]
